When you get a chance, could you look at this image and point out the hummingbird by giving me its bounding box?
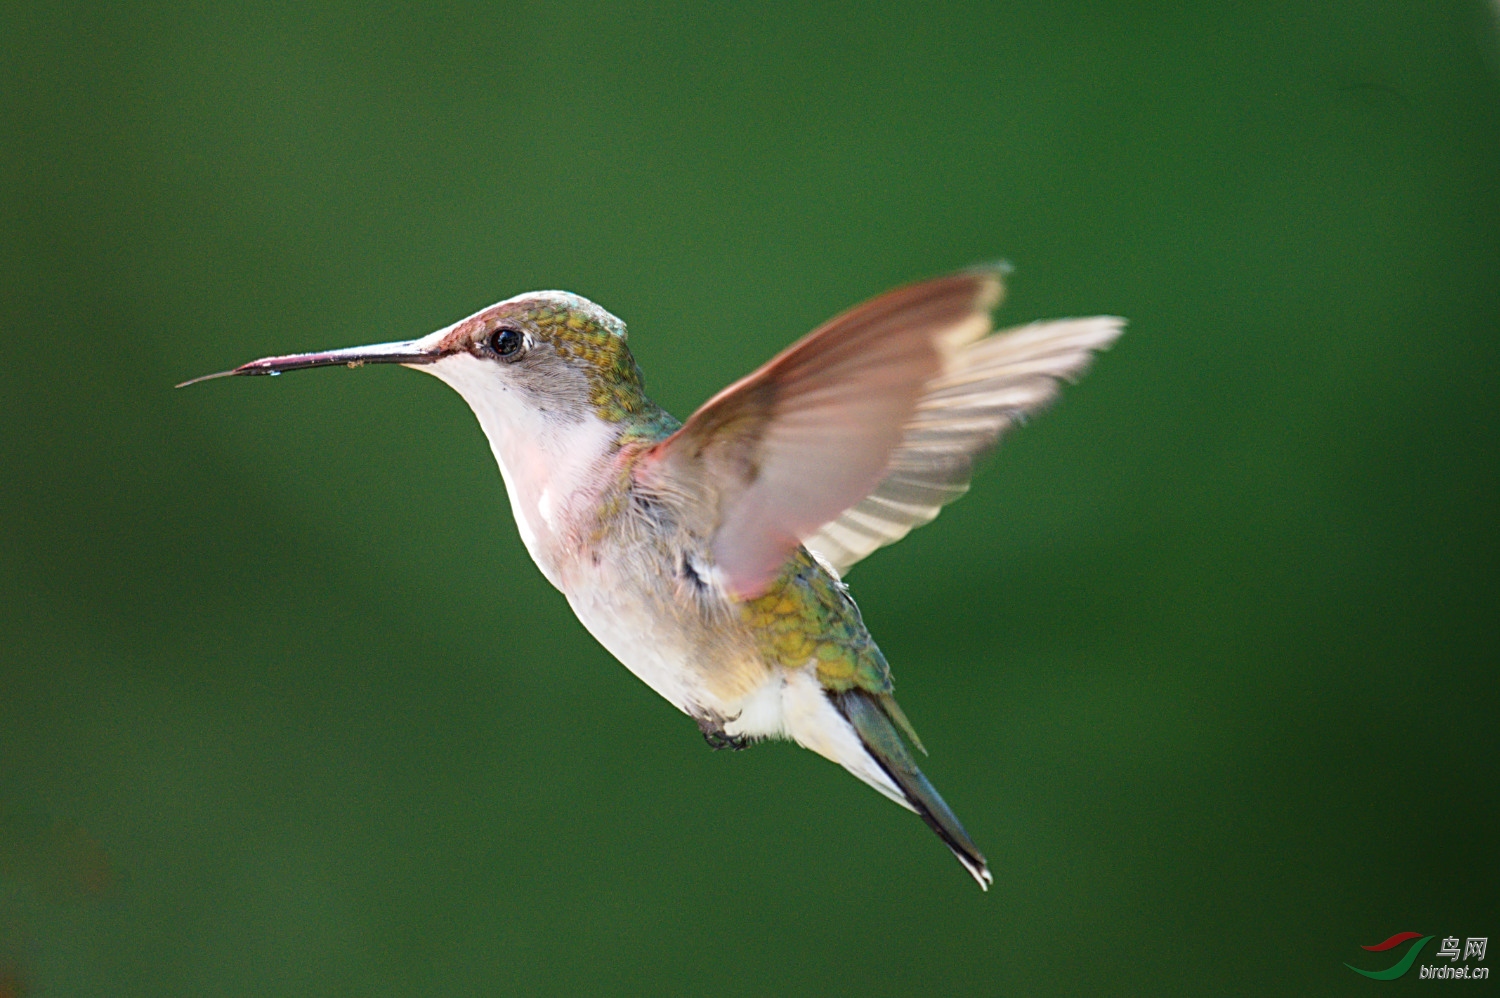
[181,266,1123,888]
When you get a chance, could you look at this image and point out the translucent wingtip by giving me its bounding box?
[965,259,1014,277]
[961,261,1012,310]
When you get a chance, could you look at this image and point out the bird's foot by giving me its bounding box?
[695,715,751,751]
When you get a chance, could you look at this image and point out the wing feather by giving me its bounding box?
[803,315,1125,573]
[647,266,1123,597]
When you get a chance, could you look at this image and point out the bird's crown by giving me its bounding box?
[436,291,655,424]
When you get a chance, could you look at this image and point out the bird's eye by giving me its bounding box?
[489,328,524,358]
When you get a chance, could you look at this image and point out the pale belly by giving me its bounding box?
[492,437,894,796]
[564,581,707,717]
[560,555,775,721]
[559,548,906,806]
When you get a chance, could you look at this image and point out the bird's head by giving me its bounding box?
[179,290,653,428]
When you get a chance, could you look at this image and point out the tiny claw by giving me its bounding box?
[695,714,752,751]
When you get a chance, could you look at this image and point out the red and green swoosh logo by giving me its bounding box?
[1345,932,1434,980]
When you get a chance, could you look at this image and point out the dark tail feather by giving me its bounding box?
[834,689,992,890]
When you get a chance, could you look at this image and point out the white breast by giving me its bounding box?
[420,354,619,589]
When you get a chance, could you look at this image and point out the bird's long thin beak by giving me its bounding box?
[176,338,444,388]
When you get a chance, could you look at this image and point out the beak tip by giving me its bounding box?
[175,369,236,388]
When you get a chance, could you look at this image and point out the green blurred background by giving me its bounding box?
[3,2,1497,995]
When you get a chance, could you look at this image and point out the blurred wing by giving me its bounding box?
[648,266,1123,597]
[803,315,1125,574]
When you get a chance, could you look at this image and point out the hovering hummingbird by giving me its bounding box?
[182,266,1123,888]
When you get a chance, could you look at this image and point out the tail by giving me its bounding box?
[833,689,992,889]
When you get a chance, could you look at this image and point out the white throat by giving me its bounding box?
[418,353,619,589]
